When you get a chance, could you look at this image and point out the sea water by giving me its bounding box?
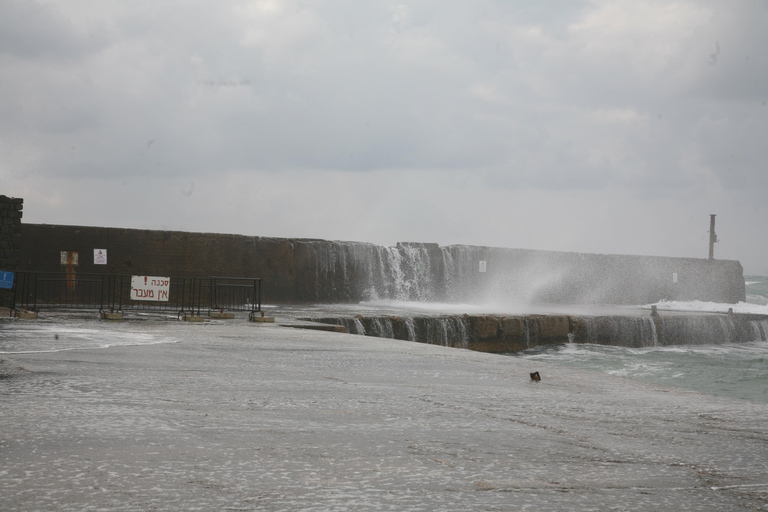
[0,314,179,354]
[746,274,768,305]
[3,279,768,404]
[513,276,768,404]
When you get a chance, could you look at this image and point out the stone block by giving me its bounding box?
[538,315,570,338]
[568,317,589,342]
[500,316,524,337]
[467,337,528,353]
[209,311,235,319]
[290,323,345,333]
[388,316,411,340]
[471,315,500,339]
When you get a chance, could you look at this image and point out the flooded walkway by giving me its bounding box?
[2,317,768,510]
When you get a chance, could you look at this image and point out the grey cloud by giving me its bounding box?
[5,0,766,190]
[0,0,107,60]
[2,1,767,273]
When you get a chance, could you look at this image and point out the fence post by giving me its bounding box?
[100,274,107,312]
[31,272,38,311]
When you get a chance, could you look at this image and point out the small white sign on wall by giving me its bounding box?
[479,261,487,273]
[94,249,107,265]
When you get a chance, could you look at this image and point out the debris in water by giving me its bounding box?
[530,371,541,382]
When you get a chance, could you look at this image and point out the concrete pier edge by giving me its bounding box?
[301,310,768,352]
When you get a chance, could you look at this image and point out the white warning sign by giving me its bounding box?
[94,249,107,265]
[131,275,170,301]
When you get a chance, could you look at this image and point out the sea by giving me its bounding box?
[512,276,768,404]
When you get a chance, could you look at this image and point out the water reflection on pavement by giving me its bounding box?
[1,314,767,511]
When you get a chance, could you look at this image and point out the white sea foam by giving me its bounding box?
[514,339,768,403]
[354,299,643,316]
[648,300,768,315]
[0,324,179,354]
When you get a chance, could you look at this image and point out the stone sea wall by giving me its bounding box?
[0,196,23,271]
[18,224,746,305]
[305,313,768,352]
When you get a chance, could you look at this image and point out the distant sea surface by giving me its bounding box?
[745,275,768,305]
[512,276,768,404]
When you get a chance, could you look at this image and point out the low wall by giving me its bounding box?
[18,224,746,305]
[305,312,768,352]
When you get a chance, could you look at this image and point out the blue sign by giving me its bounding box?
[0,271,14,290]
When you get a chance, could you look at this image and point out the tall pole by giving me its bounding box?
[708,214,717,260]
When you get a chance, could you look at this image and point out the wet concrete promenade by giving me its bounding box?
[2,317,768,511]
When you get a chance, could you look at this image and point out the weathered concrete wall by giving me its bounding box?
[307,313,768,352]
[447,245,746,305]
[0,196,23,271]
[18,223,745,305]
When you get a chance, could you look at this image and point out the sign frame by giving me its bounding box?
[94,249,108,265]
[0,271,14,290]
[60,251,79,265]
[130,275,171,302]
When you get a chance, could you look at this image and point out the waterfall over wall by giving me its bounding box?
[306,313,768,353]
[295,241,746,305]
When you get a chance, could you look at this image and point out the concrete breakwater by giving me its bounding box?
[19,224,745,305]
[303,313,768,353]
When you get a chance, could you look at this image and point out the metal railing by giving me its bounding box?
[206,276,262,314]
[5,272,261,318]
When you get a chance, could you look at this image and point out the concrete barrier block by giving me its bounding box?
[538,315,570,338]
[500,316,524,337]
[289,323,346,333]
[569,317,588,342]
[467,337,528,353]
[388,316,411,340]
[472,316,500,339]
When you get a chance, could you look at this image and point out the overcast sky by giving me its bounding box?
[2,0,767,274]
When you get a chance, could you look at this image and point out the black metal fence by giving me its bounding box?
[4,272,261,318]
